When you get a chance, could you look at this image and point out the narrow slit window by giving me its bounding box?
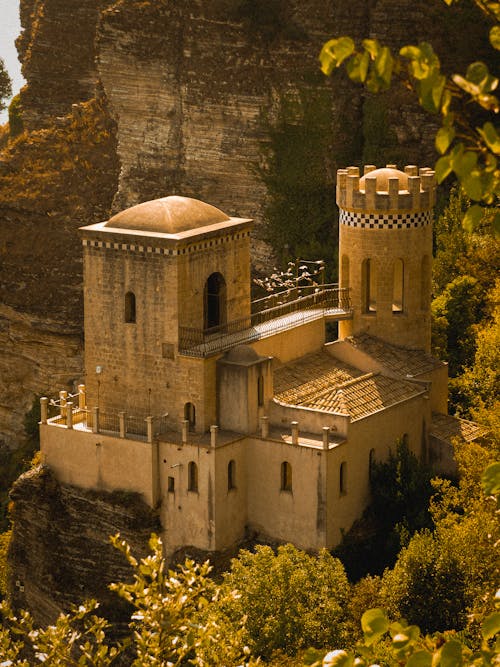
[228,460,236,490]
[188,461,198,492]
[392,259,404,313]
[125,291,136,323]
[257,375,264,407]
[281,461,292,492]
[184,402,196,432]
[340,461,347,495]
[362,259,377,313]
[168,476,175,493]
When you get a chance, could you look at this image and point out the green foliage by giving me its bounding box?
[0,57,12,113]
[0,533,256,666]
[319,1,500,232]
[334,439,434,580]
[308,602,500,667]
[257,87,338,276]
[8,94,24,138]
[431,275,484,376]
[218,543,350,659]
[450,280,500,427]
[110,533,254,666]
[0,530,11,599]
[380,445,499,635]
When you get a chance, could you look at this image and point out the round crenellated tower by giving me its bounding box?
[336,164,436,352]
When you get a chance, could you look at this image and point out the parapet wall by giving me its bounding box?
[336,165,436,213]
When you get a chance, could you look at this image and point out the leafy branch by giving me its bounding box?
[319,0,500,233]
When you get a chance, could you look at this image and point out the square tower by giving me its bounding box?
[80,196,252,432]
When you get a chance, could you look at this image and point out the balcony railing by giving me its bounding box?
[179,285,351,357]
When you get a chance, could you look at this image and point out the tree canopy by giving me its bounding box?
[0,57,12,113]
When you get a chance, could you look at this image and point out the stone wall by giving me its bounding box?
[0,0,491,446]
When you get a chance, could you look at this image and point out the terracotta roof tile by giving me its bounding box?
[346,333,442,376]
[430,413,489,443]
[274,351,425,420]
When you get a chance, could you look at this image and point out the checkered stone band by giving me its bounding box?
[340,209,432,229]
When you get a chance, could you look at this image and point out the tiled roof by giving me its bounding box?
[346,333,442,376]
[430,413,490,443]
[274,351,425,420]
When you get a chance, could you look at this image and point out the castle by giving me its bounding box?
[39,165,487,557]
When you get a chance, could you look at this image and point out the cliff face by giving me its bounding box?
[8,465,159,629]
[0,0,490,446]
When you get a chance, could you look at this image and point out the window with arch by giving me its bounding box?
[362,259,377,313]
[421,255,431,310]
[369,448,376,482]
[204,272,227,330]
[281,461,292,492]
[188,461,198,492]
[228,459,236,490]
[125,291,136,323]
[392,259,404,313]
[339,461,347,495]
[184,402,196,432]
[341,255,350,290]
[257,375,264,407]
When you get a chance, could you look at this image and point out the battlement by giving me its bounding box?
[336,164,436,213]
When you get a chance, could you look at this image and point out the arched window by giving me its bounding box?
[125,291,136,323]
[228,460,236,490]
[281,461,292,492]
[184,402,196,432]
[421,255,431,310]
[257,375,264,407]
[341,255,350,290]
[392,259,404,313]
[339,461,347,494]
[188,461,198,492]
[369,448,376,482]
[204,272,227,330]
[362,259,377,313]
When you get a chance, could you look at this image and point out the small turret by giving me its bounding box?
[337,164,436,351]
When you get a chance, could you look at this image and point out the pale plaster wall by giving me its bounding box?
[40,423,156,505]
[158,440,216,554]
[325,394,429,546]
[245,437,327,551]
[251,318,325,364]
[213,439,248,550]
[268,400,350,439]
[217,357,273,433]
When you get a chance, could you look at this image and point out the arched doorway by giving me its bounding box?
[204,272,226,330]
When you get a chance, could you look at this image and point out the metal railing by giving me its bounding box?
[179,286,351,357]
[48,405,170,440]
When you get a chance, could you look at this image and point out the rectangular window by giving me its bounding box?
[168,476,175,493]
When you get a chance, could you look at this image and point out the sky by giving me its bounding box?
[0,0,25,122]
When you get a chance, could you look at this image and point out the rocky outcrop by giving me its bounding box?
[8,465,160,629]
[0,0,491,447]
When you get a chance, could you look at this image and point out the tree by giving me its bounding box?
[217,543,350,659]
[0,534,256,666]
[319,0,500,233]
[0,57,12,113]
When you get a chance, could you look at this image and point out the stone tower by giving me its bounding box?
[336,165,435,352]
[79,196,252,431]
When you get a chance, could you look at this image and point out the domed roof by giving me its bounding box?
[224,345,261,364]
[359,167,409,193]
[105,196,230,234]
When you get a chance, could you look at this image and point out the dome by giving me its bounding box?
[359,167,409,193]
[224,345,261,364]
[105,196,230,234]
